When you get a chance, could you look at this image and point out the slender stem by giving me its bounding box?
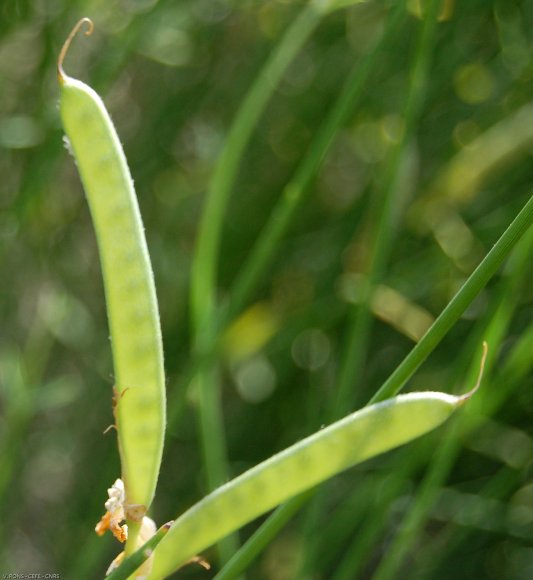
[190,3,322,340]
[368,193,533,405]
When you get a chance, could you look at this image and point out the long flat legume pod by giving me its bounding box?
[148,389,475,579]
[58,19,165,535]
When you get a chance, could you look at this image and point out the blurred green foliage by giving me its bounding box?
[0,0,532,578]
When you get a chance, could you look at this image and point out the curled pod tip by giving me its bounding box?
[57,17,94,83]
[456,340,488,405]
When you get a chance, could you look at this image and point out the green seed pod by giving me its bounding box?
[58,18,166,538]
[148,387,478,579]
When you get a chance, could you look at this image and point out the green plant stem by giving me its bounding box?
[333,0,440,418]
[190,2,322,341]
[194,364,237,564]
[369,193,533,405]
